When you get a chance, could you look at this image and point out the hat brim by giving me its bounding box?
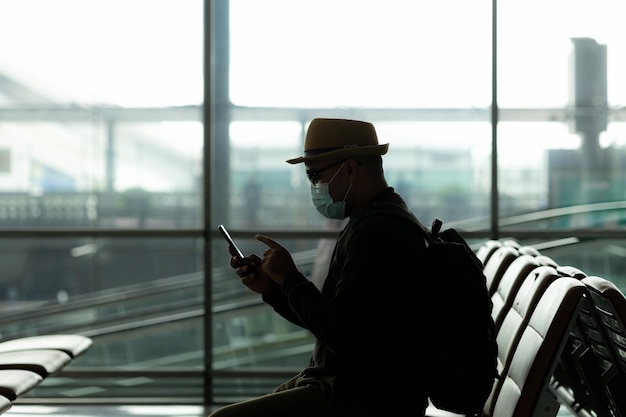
[286,143,389,164]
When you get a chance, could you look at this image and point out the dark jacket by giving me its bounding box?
[264,187,429,415]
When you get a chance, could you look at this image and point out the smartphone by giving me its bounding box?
[218,224,246,265]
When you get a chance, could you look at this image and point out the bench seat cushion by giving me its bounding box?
[0,335,92,359]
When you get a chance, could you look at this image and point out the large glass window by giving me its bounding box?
[498,0,626,228]
[1,0,626,407]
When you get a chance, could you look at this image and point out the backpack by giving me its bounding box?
[363,201,498,415]
[418,217,499,416]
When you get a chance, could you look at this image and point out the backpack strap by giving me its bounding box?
[364,200,435,246]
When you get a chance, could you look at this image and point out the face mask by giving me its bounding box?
[310,163,352,219]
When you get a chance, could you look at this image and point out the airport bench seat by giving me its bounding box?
[0,334,93,359]
[0,334,93,415]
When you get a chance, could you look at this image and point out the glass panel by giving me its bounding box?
[212,236,317,369]
[230,0,491,108]
[0,0,204,401]
[0,0,204,230]
[0,236,204,397]
[0,238,203,329]
[226,120,492,230]
[541,238,626,292]
[498,0,626,230]
[494,237,626,300]
[225,0,494,231]
[0,121,203,229]
[0,0,203,107]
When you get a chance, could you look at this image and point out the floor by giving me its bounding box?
[5,405,212,417]
[5,404,576,417]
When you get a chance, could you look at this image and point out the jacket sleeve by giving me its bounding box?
[279,214,426,359]
[262,272,313,327]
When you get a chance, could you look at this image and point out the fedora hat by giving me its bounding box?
[286,118,389,164]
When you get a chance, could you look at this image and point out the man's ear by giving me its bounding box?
[345,159,354,174]
[345,159,360,177]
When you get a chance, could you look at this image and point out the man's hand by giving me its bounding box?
[255,234,300,285]
[228,246,278,295]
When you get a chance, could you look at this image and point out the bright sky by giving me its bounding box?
[228,0,626,108]
[1,0,624,108]
[0,0,625,190]
[0,0,203,107]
